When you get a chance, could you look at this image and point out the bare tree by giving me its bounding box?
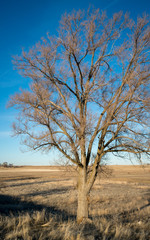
[9,9,150,223]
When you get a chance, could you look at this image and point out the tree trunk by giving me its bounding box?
[77,189,89,223]
[77,168,89,223]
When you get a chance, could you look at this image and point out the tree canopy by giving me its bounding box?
[9,9,150,222]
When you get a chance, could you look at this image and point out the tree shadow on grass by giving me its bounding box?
[0,194,103,239]
[0,178,71,189]
[1,179,69,188]
[0,193,75,222]
[1,176,40,182]
[22,186,73,197]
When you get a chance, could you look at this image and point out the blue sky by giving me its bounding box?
[0,0,149,166]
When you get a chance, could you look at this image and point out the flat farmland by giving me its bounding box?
[0,165,150,240]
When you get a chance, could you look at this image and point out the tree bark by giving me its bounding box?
[77,187,89,223]
[77,168,89,223]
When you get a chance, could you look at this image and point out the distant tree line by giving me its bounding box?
[0,162,14,168]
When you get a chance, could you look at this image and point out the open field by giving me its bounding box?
[0,165,150,239]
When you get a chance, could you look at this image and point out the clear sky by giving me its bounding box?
[0,0,149,166]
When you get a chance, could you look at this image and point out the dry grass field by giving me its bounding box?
[0,165,150,240]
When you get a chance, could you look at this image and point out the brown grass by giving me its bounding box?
[0,165,150,239]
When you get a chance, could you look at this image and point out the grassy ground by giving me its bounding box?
[0,165,150,239]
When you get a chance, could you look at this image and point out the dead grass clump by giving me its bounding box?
[93,210,150,240]
[0,208,150,240]
[0,210,75,240]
